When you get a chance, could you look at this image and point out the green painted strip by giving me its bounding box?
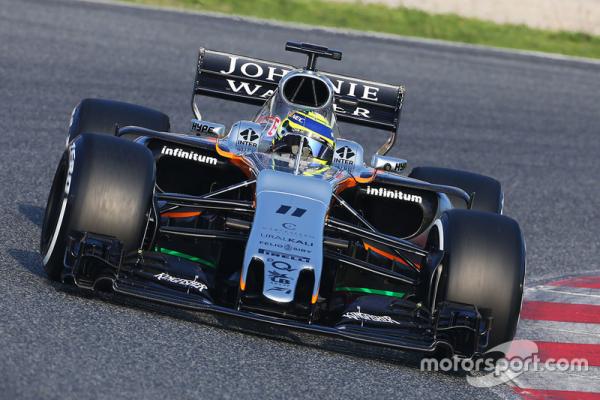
[335,286,405,298]
[156,247,216,268]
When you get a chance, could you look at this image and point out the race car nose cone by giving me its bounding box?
[241,169,332,304]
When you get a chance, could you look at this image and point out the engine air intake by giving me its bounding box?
[282,75,331,108]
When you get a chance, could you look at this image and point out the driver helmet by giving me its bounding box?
[270,111,335,165]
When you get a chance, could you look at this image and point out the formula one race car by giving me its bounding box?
[41,42,525,358]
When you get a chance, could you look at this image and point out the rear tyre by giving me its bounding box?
[409,166,503,213]
[431,209,525,350]
[68,98,170,142]
[40,133,155,281]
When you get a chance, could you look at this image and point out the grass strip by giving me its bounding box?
[122,0,600,59]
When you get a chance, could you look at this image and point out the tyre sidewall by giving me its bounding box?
[40,144,76,280]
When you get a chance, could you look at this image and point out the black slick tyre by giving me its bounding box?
[40,133,155,281]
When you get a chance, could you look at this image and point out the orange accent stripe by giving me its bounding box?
[335,171,378,194]
[354,171,377,184]
[215,141,240,160]
[335,176,357,193]
[311,292,319,304]
[364,242,421,270]
[215,141,254,179]
[161,211,202,218]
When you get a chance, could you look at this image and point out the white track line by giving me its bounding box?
[516,319,600,345]
[524,286,600,306]
[511,366,600,393]
[79,0,600,66]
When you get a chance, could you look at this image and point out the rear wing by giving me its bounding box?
[192,48,405,154]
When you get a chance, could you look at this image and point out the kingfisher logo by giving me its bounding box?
[343,307,400,324]
[154,273,207,292]
[161,146,218,165]
[366,186,422,204]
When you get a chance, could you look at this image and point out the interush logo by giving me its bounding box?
[366,186,422,204]
[237,128,259,147]
[334,146,355,165]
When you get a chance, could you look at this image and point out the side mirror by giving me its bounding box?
[191,119,226,138]
[371,154,407,172]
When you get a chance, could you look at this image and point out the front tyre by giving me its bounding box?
[40,133,155,281]
[410,166,503,214]
[431,209,526,350]
[68,98,170,143]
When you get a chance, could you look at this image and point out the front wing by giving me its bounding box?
[61,231,489,359]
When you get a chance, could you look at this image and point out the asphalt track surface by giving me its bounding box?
[1,0,599,399]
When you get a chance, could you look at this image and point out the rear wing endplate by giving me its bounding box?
[192,48,405,154]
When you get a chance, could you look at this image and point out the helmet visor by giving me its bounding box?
[271,134,334,164]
